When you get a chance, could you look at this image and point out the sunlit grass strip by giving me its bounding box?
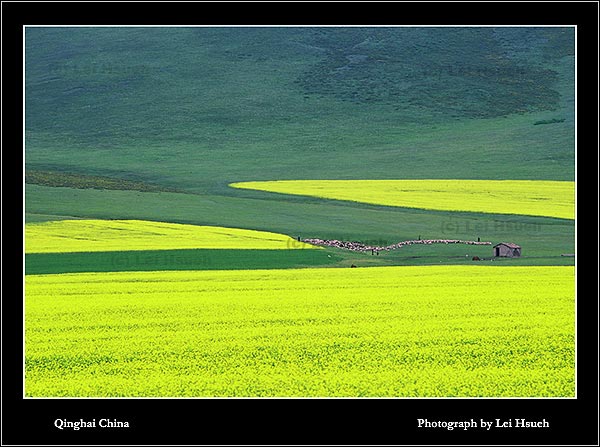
[230,180,575,219]
[25,219,317,253]
[25,266,575,397]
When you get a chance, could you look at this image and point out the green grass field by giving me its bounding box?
[25,249,339,275]
[26,27,574,210]
[24,27,575,397]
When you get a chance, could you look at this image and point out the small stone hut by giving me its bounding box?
[493,242,521,257]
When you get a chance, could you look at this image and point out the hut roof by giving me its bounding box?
[493,242,521,249]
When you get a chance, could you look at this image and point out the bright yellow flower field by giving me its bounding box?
[25,219,317,253]
[230,179,575,219]
[25,266,575,397]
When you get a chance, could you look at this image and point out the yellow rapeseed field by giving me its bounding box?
[230,179,575,219]
[25,266,575,397]
[25,219,317,253]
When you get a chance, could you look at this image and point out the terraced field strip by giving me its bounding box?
[25,219,318,253]
[25,249,339,275]
[25,266,575,397]
[230,180,575,219]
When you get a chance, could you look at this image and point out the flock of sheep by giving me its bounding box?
[302,237,492,253]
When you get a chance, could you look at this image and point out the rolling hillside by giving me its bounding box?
[25,27,575,266]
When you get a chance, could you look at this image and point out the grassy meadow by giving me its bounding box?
[24,27,575,397]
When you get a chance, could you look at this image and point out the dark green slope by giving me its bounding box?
[25,27,574,183]
[25,249,341,275]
